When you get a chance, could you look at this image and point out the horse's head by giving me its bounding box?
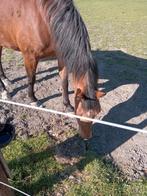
[75,88,105,139]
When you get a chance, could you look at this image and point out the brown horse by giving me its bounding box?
[0,0,105,139]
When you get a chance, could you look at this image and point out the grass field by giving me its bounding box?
[3,134,147,195]
[75,0,147,58]
[2,0,147,195]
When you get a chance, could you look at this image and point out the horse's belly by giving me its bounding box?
[0,36,19,50]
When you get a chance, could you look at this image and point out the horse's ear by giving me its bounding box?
[96,90,106,99]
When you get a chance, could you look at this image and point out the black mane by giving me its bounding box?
[41,0,97,96]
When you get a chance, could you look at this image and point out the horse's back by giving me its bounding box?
[0,0,54,58]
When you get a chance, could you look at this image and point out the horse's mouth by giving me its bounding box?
[77,119,92,139]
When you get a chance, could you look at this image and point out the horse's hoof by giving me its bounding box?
[2,78,11,87]
[30,101,43,108]
[64,105,74,113]
[1,90,11,100]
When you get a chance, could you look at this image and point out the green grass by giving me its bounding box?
[3,134,63,195]
[3,134,147,195]
[65,156,147,196]
[75,0,147,58]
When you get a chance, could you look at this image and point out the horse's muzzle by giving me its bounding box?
[77,119,92,139]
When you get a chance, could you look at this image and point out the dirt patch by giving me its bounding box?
[0,49,147,180]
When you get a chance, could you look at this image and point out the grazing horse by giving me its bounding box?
[0,0,105,139]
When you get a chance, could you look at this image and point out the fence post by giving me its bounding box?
[0,151,15,196]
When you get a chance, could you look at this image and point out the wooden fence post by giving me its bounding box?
[0,151,15,196]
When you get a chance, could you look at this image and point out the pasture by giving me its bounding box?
[1,0,147,195]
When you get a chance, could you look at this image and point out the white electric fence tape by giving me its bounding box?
[0,99,147,134]
[0,181,31,196]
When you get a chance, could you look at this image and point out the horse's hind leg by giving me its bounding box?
[23,54,40,106]
[58,62,74,112]
[0,47,11,99]
[0,47,6,79]
[0,78,11,100]
[0,46,10,87]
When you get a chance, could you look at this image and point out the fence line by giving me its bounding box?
[0,99,146,134]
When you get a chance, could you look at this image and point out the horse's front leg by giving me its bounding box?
[23,54,40,106]
[58,63,74,112]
